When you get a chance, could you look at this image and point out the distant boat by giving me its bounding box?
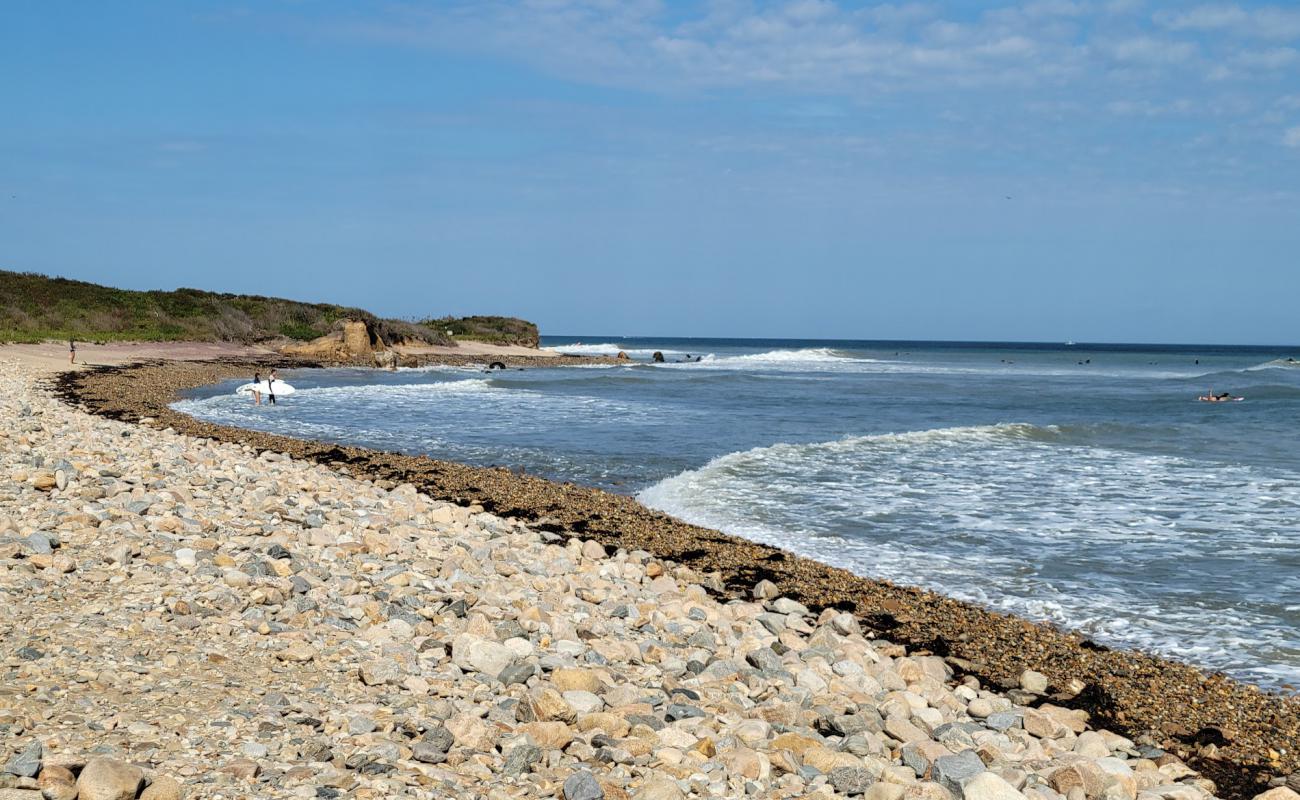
[1065,340,1076,346]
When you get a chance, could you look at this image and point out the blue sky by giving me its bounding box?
[2,1,1298,344]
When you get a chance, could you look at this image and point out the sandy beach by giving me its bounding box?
[0,348,1294,800]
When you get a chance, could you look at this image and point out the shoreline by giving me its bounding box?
[46,356,1300,799]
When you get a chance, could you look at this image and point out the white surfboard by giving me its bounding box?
[236,380,296,397]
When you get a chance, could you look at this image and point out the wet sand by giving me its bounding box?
[49,356,1300,800]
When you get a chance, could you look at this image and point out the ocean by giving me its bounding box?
[173,337,1300,691]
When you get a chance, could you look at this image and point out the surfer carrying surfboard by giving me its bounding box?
[268,369,279,405]
[250,372,263,405]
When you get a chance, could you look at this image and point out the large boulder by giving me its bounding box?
[281,318,390,363]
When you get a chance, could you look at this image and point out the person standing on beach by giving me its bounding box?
[251,372,262,405]
[68,339,75,364]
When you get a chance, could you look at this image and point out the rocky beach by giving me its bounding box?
[1,355,1297,800]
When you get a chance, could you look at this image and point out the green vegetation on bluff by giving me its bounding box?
[0,270,539,347]
[422,315,540,347]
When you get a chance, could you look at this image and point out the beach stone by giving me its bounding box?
[359,659,400,686]
[519,721,574,751]
[1254,790,1300,800]
[452,634,514,677]
[964,772,1026,800]
[1049,763,1104,798]
[219,758,259,782]
[986,712,1021,731]
[503,743,542,776]
[553,667,602,693]
[20,533,53,556]
[753,580,780,599]
[277,640,316,662]
[412,741,447,764]
[447,714,498,750]
[76,758,144,800]
[2,741,41,778]
[1020,670,1049,694]
[633,777,684,800]
[904,741,953,778]
[933,751,986,797]
[138,775,184,800]
[563,770,605,800]
[886,715,930,744]
[868,785,909,800]
[564,690,604,714]
[423,725,455,751]
[36,765,76,800]
[1023,709,1068,740]
[831,766,877,796]
[529,687,576,722]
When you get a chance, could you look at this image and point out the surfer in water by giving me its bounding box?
[268,368,279,405]
[251,372,263,405]
[1198,389,1243,402]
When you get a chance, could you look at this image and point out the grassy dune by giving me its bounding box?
[0,270,536,347]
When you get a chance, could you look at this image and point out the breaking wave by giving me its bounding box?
[639,423,1300,687]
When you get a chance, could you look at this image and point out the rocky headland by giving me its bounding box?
[2,356,1297,800]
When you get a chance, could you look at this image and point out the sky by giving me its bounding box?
[1,1,1298,344]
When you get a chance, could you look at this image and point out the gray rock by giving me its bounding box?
[745,648,784,672]
[298,740,333,762]
[771,597,809,615]
[411,741,447,764]
[499,661,535,686]
[933,750,987,798]
[827,712,881,737]
[563,770,605,800]
[421,726,454,752]
[985,712,1022,731]
[503,743,542,776]
[829,766,876,796]
[20,533,54,556]
[665,703,707,722]
[3,740,42,778]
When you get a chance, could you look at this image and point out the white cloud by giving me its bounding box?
[1285,126,1300,148]
[1107,98,1196,116]
[1155,4,1300,40]
[1104,36,1197,64]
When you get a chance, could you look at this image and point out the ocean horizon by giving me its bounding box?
[174,336,1300,692]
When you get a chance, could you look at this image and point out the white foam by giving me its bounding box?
[638,424,1300,687]
[551,342,697,359]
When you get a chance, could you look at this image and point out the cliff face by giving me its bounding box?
[280,319,397,366]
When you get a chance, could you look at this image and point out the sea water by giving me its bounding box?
[174,338,1300,691]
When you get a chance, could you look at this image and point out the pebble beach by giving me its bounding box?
[2,356,1298,800]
